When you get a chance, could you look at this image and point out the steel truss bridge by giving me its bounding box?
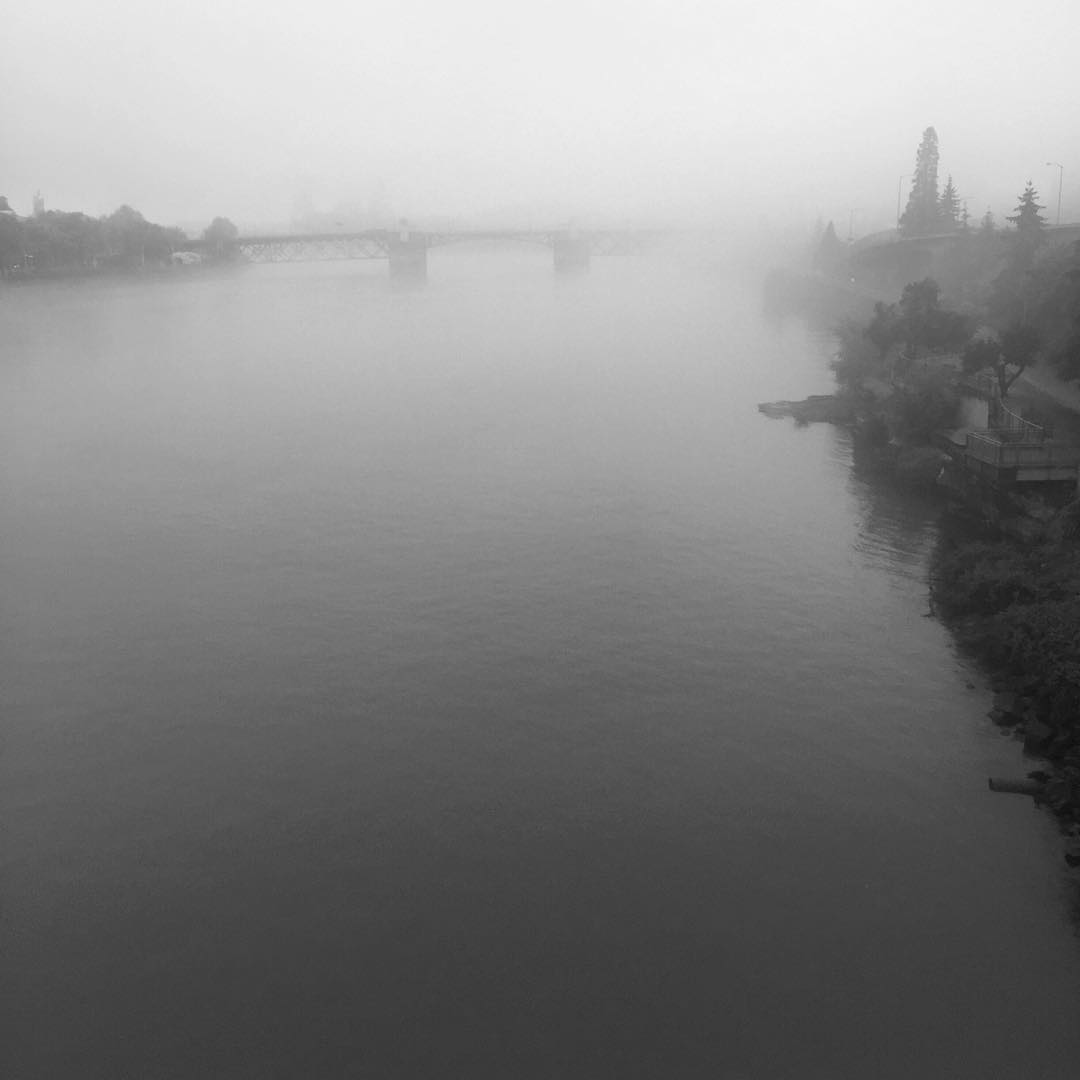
[215,228,665,273]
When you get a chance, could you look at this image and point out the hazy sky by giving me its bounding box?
[5,0,1078,235]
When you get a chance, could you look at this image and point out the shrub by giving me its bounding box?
[996,598,1080,719]
[830,318,880,391]
[886,366,961,443]
[931,540,1046,617]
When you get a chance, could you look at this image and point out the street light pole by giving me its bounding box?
[896,174,912,233]
[848,208,861,243]
[1046,162,1064,226]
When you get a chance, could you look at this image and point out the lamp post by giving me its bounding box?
[848,208,861,243]
[896,173,912,233]
[1046,162,1064,226]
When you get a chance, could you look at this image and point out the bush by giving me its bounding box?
[830,317,880,391]
[931,540,1045,617]
[998,598,1080,677]
[996,599,1080,719]
[931,539,1080,723]
[886,366,960,443]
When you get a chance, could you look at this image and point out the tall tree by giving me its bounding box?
[1007,182,1047,232]
[938,175,960,231]
[896,277,972,357]
[830,318,879,391]
[1006,181,1047,264]
[103,205,149,265]
[21,210,102,270]
[900,127,942,237]
[962,325,1041,398]
[202,216,239,259]
[865,300,900,358]
[897,278,942,352]
[0,200,22,275]
[813,220,846,274]
[990,183,1050,321]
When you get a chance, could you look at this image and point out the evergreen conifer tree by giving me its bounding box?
[938,175,960,231]
[1006,182,1047,266]
[900,127,942,237]
[813,221,846,274]
[1007,182,1047,235]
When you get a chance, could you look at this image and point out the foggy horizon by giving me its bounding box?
[5,0,1078,236]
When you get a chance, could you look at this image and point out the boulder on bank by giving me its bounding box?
[757,395,857,425]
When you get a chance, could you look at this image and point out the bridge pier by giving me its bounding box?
[388,227,428,280]
[553,231,590,273]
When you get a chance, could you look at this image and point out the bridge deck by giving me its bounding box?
[195,227,667,263]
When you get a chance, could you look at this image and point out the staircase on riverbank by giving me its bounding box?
[948,373,1080,489]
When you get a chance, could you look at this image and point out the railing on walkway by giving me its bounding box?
[988,397,1048,442]
[966,432,1080,469]
[960,367,1051,442]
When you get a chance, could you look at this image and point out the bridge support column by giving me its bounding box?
[553,231,590,273]
[388,227,428,280]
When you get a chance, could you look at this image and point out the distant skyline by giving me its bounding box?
[4,0,1077,234]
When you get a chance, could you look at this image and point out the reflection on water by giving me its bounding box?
[3,255,1080,1079]
[841,440,943,586]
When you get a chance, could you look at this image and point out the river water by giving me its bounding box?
[4,251,1080,1078]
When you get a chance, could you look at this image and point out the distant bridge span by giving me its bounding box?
[209,227,668,276]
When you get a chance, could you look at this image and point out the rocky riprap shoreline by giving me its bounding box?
[929,528,1080,863]
[985,684,1080,849]
[762,391,1080,862]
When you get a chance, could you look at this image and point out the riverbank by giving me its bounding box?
[761,362,1080,850]
[1,257,231,284]
[930,532,1080,833]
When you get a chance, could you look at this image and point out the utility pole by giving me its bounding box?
[1046,162,1064,226]
[848,208,861,243]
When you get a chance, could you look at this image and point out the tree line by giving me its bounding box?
[820,126,1080,386]
[0,199,238,276]
[897,126,1028,238]
[833,239,1076,400]
[898,127,975,236]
